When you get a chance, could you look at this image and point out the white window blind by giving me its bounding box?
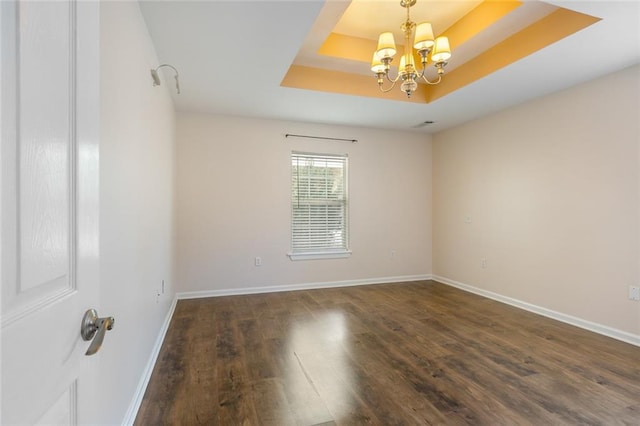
[290,152,349,259]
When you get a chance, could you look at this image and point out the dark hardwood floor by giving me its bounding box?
[135,280,640,425]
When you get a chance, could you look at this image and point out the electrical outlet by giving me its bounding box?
[465,215,472,224]
[255,257,262,266]
[481,258,487,269]
[629,286,640,301]
[391,250,396,259]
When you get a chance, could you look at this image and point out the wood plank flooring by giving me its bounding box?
[135,280,640,425]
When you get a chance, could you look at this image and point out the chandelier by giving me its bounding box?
[371,0,452,98]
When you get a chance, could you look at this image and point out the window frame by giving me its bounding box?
[287,151,351,261]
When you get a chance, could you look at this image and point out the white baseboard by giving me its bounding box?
[432,275,640,347]
[176,274,433,300]
[121,297,178,426]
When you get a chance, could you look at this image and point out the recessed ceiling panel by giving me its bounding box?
[282,0,601,104]
[334,0,483,39]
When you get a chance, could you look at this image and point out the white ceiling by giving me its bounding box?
[139,0,640,134]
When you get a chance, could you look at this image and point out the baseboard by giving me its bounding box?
[176,274,433,300]
[432,275,640,347]
[121,296,178,426]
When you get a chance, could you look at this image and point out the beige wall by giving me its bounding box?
[176,114,432,293]
[100,2,176,423]
[433,64,640,336]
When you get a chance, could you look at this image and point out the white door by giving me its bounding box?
[1,0,101,424]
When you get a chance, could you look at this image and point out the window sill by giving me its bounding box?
[287,251,352,261]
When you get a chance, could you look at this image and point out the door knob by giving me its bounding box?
[81,309,115,356]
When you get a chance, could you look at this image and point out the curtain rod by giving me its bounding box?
[285,133,357,143]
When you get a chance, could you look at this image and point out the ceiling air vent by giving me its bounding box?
[412,120,435,128]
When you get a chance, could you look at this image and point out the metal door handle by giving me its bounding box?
[81,309,115,356]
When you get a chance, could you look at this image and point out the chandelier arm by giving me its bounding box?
[419,73,442,85]
[385,72,401,84]
[378,80,399,93]
[376,71,400,92]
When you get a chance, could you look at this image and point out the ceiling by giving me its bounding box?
[139,0,640,133]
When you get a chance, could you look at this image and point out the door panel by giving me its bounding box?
[18,0,72,294]
[4,0,74,324]
[35,383,77,425]
[1,0,100,424]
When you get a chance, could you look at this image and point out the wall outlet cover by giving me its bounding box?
[628,286,640,301]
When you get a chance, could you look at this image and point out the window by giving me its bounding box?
[289,152,350,260]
